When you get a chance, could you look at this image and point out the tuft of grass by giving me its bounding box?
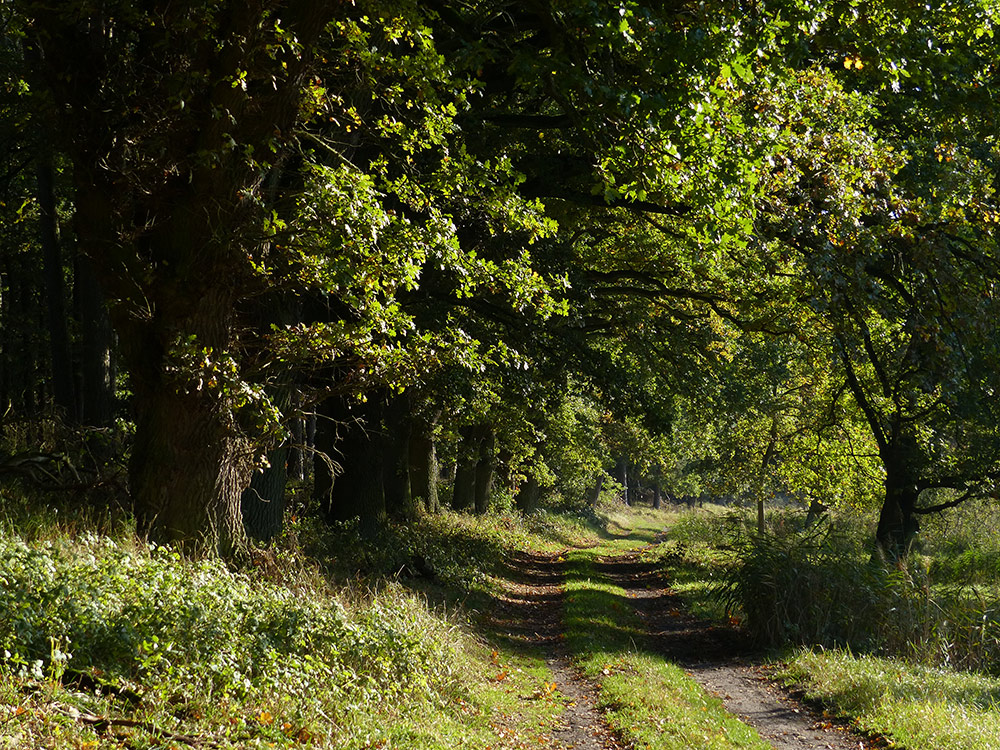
[779,649,1000,750]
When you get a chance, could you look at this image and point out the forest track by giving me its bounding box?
[489,546,882,750]
[486,550,624,750]
[596,548,882,750]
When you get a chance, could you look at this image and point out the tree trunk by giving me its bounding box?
[805,498,827,527]
[312,397,341,515]
[473,426,495,515]
[652,483,662,509]
[515,474,540,513]
[37,153,76,418]
[314,396,386,536]
[757,419,778,534]
[117,278,255,559]
[627,471,640,508]
[614,457,628,505]
[383,393,413,521]
[75,255,115,428]
[241,443,288,542]
[452,425,480,511]
[408,410,439,514]
[586,474,604,506]
[129,385,254,559]
[874,473,920,562]
[287,392,306,482]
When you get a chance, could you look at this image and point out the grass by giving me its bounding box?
[0,494,594,750]
[560,511,770,750]
[779,649,1000,750]
[647,501,1000,750]
[15,490,1000,750]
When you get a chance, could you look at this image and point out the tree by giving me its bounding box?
[746,8,1000,558]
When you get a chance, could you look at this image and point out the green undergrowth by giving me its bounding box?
[779,649,1000,750]
[645,505,734,622]
[657,504,1000,673]
[647,503,1000,750]
[562,537,769,750]
[0,499,597,749]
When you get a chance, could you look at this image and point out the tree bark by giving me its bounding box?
[408,410,439,514]
[586,474,604,506]
[452,425,480,511]
[515,474,540,513]
[473,425,495,514]
[614,457,629,505]
[287,392,307,482]
[241,443,288,542]
[36,152,76,418]
[383,393,414,520]
[805,498,827,527]
[874,468,921,561]
[129,385,253,559]
[119,278,256,558]
[75,255,115,428]
[314,396,386,536]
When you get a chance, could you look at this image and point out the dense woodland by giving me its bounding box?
[1,0,998,562]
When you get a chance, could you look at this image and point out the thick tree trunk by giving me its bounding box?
[874,474,920,562]
[408,411,439,514]
[652,483,662,509]
[473,426,495,515]
[118,280,254,559]
[314,396,386,535]
[515,474,540,513]
[130,386,254,559]
[241,444,288,542]
[37,154,76,418]
[383,393,413,520]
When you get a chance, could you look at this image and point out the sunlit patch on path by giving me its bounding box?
[487,550,624,750]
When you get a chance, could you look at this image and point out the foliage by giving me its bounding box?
[709,507,1000,673]
[0,504,606,748]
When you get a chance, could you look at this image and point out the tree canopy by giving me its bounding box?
[1,0,998,559]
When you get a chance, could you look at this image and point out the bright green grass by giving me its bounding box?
[779,649,1000,750]
[562,546,770,750]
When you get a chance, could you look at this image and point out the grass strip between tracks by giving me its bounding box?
[562,547,771,750]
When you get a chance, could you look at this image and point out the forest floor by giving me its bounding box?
[487,540,881,750]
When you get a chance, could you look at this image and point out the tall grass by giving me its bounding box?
[714,505,1000,673]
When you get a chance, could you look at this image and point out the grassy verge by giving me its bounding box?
[645,503,1000,750]
[0,504,593,749]
[560,511,770,750]
[778,649,1000,750]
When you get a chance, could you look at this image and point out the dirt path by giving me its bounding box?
[490,547,880,750]
[595,549,879,750]
[488,551,624,750]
